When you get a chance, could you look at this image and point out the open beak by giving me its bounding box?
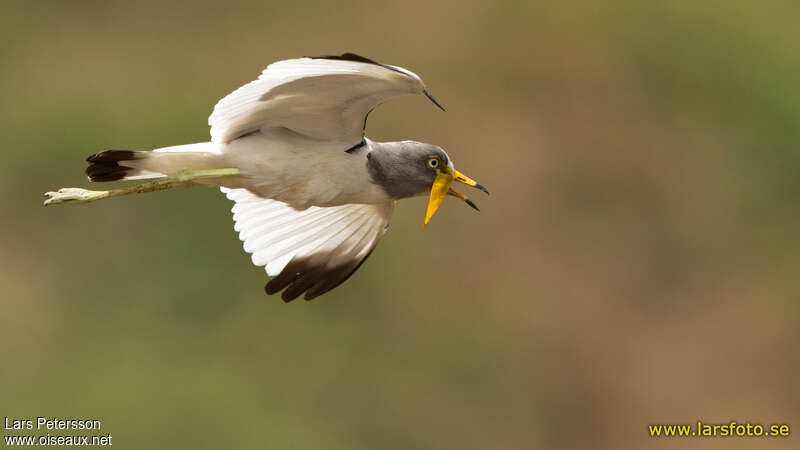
[453,170,490,195]
[423,168,489,228]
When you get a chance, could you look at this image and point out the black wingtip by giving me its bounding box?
[309,55,445,112]
[424,89,446,112]
[308,52,379,65]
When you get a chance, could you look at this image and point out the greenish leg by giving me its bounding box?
[43,168,240,206]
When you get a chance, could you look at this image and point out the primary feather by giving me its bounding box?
[223,187,393,301]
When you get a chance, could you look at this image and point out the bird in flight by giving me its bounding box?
[44,53,488,301]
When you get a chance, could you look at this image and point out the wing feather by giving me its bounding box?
[208,55,426,146]
[222,187,393,301]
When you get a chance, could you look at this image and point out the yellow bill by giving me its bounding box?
[423,168,489,228]
[453,170,488,194]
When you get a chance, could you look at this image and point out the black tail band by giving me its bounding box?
[85,150,141,182]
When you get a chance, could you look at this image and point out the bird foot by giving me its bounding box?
[43,188,109,206]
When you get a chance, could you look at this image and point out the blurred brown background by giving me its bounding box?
[1,1,798,449]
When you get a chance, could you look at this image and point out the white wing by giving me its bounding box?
[208,53,432,146]
[222,187,394,301]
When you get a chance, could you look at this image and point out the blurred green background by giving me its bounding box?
[2,1,799,449]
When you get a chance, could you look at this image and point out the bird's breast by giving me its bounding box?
[219,132,391,209]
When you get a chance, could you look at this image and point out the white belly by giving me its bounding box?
[217,129,390,209]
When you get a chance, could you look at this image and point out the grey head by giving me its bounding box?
[366,140,453,199]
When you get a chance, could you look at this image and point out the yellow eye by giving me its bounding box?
[427,157,439,169]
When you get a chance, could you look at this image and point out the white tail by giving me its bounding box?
[86,143,223,182]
